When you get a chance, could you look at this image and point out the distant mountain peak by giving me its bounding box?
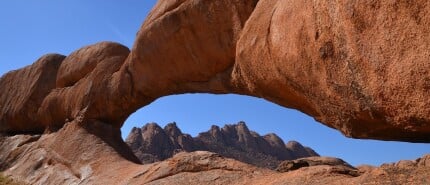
[126,121,319,169]
[164,122,183,138]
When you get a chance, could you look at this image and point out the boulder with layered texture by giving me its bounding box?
[126,0,259,97]
[38,42,137,130]
[0,54,65,133]
[233,0,430,142]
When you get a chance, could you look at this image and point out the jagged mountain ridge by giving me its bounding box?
[125,121,318,169]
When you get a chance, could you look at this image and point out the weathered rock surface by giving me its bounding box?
[128,151,265,185]
[0,54,65,133]
[233,0,430,142]
[125,122,318,169]
[0,41,143,134]
[126,0,259,97]
[0,120,140,185]
[255,156,430,185]
[38,41,138,130]
[276,156,358,177]
[1,0,429,142]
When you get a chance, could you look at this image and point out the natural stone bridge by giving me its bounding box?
[1,0,429,142]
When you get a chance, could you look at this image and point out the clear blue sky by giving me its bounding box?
[0,1,428,167]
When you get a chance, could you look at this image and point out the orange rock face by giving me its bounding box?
[0,0,429,144]
[0,54,65,133]
[232,0,430,142]
[126,0,258,97]
[37,42,137,130]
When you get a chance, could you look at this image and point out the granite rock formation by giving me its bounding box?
[0,54,65,133]
[125,122,318,169]
[0,0,429,142]
[233,0,430,142]
[276,156,358,176]
[1,0,430,184]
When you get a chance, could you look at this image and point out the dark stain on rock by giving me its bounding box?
[319,41,334,60]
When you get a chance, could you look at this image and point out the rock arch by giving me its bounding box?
[1,0,430,142]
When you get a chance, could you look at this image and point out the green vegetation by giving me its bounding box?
[0,174,22,185]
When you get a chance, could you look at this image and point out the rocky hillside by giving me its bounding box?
[1,127,429,185]
[125,122,318,169]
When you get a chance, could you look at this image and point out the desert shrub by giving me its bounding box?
[0,174,23,185]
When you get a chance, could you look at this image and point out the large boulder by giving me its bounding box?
[0,54,65,133]
[38,42,137,130]
[233,0,430,142]
[125,0,259,97]
[0,120,140,185]
[276,156,358,176]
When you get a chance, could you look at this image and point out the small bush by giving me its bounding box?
[0,174,22,185]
